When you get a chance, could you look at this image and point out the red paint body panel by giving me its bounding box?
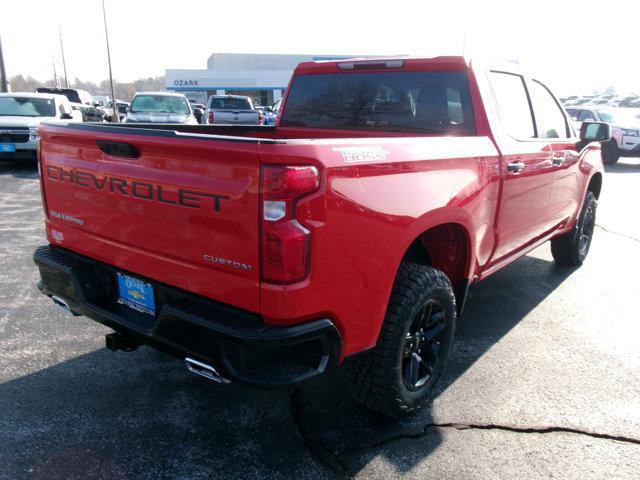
[37,56,604,360]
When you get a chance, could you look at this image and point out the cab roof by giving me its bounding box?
[294,56,471,74]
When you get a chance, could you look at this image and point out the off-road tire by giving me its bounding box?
[602,139,620,165]
[551,191,597,266]
[346,263,456,417]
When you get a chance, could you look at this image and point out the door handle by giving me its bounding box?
[552,153,566,166]
[507,160,525,173]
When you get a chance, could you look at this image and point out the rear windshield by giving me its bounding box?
[208,97,253,110]
[130,95,190,114]
[0,96,56,117]
[280,71,475,134]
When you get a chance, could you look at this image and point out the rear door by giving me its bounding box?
[39,124,262,312]
[489,71,557,260]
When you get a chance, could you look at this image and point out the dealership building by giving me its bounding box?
[165,52,356,106]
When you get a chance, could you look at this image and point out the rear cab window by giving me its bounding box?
[209,97,253,110]
[280,71,476,134]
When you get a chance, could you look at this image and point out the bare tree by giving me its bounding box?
[8,74,165,102]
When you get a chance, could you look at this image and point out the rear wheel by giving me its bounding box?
[551,191,597,266]
[602,139,620,165]
[346,263,456,417]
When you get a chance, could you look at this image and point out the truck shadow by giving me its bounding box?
[0,253,574,479]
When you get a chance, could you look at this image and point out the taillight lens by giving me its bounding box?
[262,220,310,283]
[258,110,264,125]
[261,165,319,284]
[208,111,214,123]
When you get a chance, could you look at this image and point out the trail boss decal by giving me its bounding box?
[46,165,229,213]
[332,146,390,163]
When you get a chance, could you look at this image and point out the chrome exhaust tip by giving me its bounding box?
[185,357,230,384]
[51,295,80,316]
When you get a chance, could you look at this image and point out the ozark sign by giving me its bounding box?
[173,80,199,86]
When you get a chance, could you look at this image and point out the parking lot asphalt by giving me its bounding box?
[0,158,639,480]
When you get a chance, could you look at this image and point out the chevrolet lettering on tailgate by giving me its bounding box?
[46,165,229,212]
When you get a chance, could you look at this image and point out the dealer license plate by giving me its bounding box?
[0,143,16,152]
[116,272,156,316]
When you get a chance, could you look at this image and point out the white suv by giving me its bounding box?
[565,106,640,164]
[0,92,80,161]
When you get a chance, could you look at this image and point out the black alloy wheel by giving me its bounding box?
[402,300,447,391]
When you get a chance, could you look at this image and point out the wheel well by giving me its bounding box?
[402,223,470,312]
[587,172,602,199]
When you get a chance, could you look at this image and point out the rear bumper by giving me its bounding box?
[0,150,37,161]
[34,245,342,387]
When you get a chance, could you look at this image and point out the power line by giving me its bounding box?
[59,27,69,88]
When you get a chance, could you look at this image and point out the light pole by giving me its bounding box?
[59,27,69,88]
[102,0,119,122]
[52,57,59,87]
[0,34,8,92]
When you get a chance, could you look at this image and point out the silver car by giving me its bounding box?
[124,92,197,124]
[204,95,261,125]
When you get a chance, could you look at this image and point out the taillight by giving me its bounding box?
[261,165,319,284]
[208,111,214,124]
[258,110,264,125]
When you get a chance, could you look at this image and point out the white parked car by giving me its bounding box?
[0,92,80,161]
[565,106,640,164]
[124,92,197,124]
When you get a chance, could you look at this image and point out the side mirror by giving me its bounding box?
[61,113,73,120]
[263,106,272,113]
[580,122,611,142]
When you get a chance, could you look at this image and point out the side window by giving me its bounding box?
[529,80,569,139]
[565,109,579,121]
[489,71,535,139]
[578,110,596,122]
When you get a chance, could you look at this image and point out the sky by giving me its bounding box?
[1,0,639,96]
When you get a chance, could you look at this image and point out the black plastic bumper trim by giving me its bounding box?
[33,245,342,387]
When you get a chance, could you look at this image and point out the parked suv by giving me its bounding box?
[124,92,197,124]
[0,92,77,161]
[35,87,105,122]
[566,107,640,164]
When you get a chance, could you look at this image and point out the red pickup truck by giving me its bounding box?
[34,56,609,417]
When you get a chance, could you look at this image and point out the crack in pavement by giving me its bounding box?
[289,388,640,480]
[343,422,640,455]
[596,223,640,243]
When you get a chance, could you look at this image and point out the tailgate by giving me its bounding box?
[39,124,262,312]
[214,110,258,124]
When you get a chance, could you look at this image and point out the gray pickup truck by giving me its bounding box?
[204,95,261,125]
